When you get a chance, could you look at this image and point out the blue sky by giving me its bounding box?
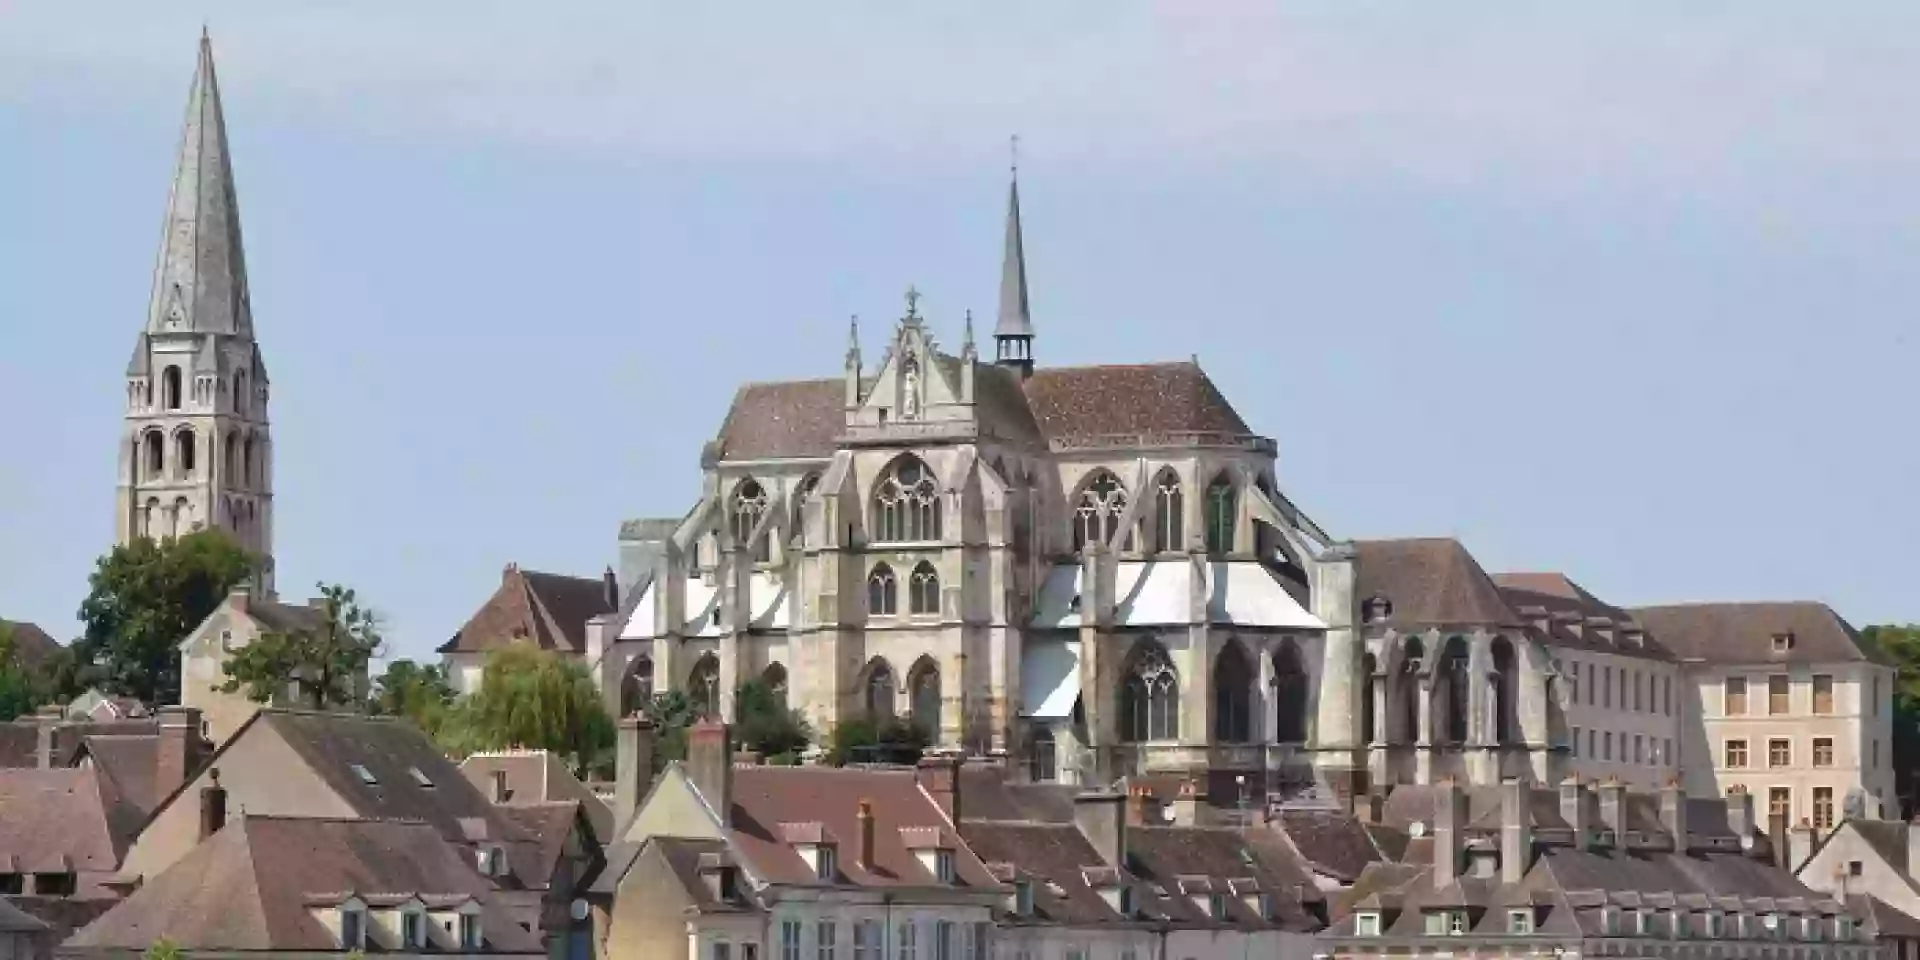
[2,3,1916,662]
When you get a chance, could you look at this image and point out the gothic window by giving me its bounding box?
[1441,637,1470,744]
[1274,639,1310,743]
[1491,637,1516,744]
[867,564,898,616]
[864,659,896,721]
[1153,468,1184,552]
[909,562,940,616]
[730,478,771,562]
[1361,653,1379,743]
[175,429,197,478]
[908,657,941,738]
[1398,637,1425,742]
[242,436,255,486]
[162,366,182,410]
[1212,641,1252,743]
[688,654,721,719]
[872,456,941,542]
[1072,471,1129,553]
[141,431,163,481]
[1119,640,1179,743]
[1204,472,1236,556]
[1028,726,1057,783]
[223,433,239,483]
[620,657,654,717]
[762,663,789,710]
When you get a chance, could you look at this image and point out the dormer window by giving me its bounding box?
[1355,912,1382,937]
[1362,595,1393,624]
[1507,909,1533,935]
[1772,632,1795,653]
[401,909,426,950]
[816,844,838,883]
[459,912,483,950]
[1600,907,1618,936]
[340,905,366,950]
[1837,916,1855,940]
[1632,909,1649,936]
[934,849,956,884]
[1014,880,1034,916]
[476,846,506,877]
[1208,893,1227,921]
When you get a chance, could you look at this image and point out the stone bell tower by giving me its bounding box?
[117,32,276,591]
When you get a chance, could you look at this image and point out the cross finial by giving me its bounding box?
[904,286,922,319]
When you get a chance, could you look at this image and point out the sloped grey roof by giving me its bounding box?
[1631,601,1885,666]
[1491,572,1676,662]
[143,33,254,339]
[1354,539,1521,629]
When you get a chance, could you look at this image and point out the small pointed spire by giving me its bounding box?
[994,140,1035,376]
[145,31,254,339]
[845,315,861,365]
[963,309,976,350]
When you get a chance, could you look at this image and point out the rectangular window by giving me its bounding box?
[460,914,481,950]
[1633,671,1643,712]
[1663,675,1672,716]
[1424,911,1446,935]
[896,922,915,960]
[1569,665,1579,704]
[1875,676,1882,716]
[1874,739,1881,768]
[402,913,424,950]
[1587,729,1596,758]
[816,920,836,960]
[1603,667,1613,708]
[1664,738,1673,766]
[1769,738,1790,768]
[1814,788,1835,831]
[1769,675,1789,715]
[852,921,880,960]
[1604,731,1613,761]
[1634,734,1644,764]
[1813,738,1834,767]
[936,922,956,960]
[783,920,803,960]
[934,850,956,884]
[1726,739,1748,768]
[745,945,759,960]
[1508,910,1533,934]
[341,910,364,950]
[817,846,838,882]
[1356,913,1381,937]
[971,923,989,960]
[1584,663,1593,705]
[1571,726,1581,758]
[1725,677,1747,715]
[1449,911,1467,935]
[1769,787,1791,822]
[1812,675,1834,714]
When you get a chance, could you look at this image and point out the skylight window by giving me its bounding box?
[409,767,434,788]
[350,763,378,786]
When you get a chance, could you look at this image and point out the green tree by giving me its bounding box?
[733,680,812,763]
[0,623,47,722]
[1864,623,1920,818]
[446,646,614,777]
[640,689,696,767]
[217,584,382,709]
[143,939,182,960]
[825,716,927,766]
[370,659,456,735]
[75,529,254,705]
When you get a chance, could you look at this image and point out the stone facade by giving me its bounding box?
[115,33,275,590]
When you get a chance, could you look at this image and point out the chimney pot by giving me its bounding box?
[916,756,960,822]
[688,720,734,828]
[856,798,876,871]
[615,717,657,831]
[199,767,228,839]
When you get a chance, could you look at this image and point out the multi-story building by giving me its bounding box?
[1636,602,1897,826]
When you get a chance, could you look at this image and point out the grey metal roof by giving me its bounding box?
[995,175,1034,339]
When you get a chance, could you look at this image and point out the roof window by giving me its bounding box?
[1772,632,1795,653]
[350,763,378,786]
[409,767,434,788]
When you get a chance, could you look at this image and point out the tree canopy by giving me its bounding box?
[441,646,614,777]
[0,623,48,722]
[1863,623,1920,818]
[218,584,382,709]
[732,680,812,763]
[371,659,457,736]
[75,529,254,705]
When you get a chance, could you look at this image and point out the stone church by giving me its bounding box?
[584,170,1563,798]
[115,32,276,592]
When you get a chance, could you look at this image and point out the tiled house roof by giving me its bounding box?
[1491,572,1676,662]
[725,765,998,889]
[712,379,848,461]
[0,768,142,895]
[440,566,615,656]
[1353,538,1522,629]
[1631,601,1886,666]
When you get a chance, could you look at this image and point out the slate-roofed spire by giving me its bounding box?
[994,138,1035,377]
[145,30,253,339]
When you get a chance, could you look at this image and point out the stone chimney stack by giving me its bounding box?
[1171,777,1206,827]
[615,716,657,830]
[1559,777,1589,851]
[1769,813,1790,870]
[1660,776,1688,853]
[1434,777,1466,887]
[1788,819,1815,873]
[687,720,733,828]
[856,799,877,871]
[199,767,228,839]
[1073,790,1128,870]
[916,756,961,822]
[1501,778,1532,884]
[602,566,620,612]
[1725,786,1754,849]
[156,705,204,801]
[1597,777,1627,846]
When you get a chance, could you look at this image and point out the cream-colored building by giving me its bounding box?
[1637,602,1897,829]
[175,586,341,744]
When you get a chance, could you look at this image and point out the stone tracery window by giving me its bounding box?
[873,457,941,542]
[1073,471,1130,553]
[1153,468,1184,552]
[1028,726,1057,782]
[865,659,896,720]
[1274,639,1310,743]
[1120,640,1180,742]
[867,563,898,616]
[688,654,721,719]
[1204,472,1236,555]
[908,657,941,738]
[730,478,772,562]
[162,366,182,410]
[909,561,940,616]
[1213,641,1252,743]
[1441,636,1470,744]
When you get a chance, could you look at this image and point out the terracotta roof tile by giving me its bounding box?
[1022,362,1251,441]
[726,766,996,889]
[1491,572,1675,662]
[714,379,847,461]
[440,567,615,656]
[0,767,137,894]
[1630,601,1884,666]
[1354,538,1521,629]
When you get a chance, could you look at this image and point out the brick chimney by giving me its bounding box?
[687,720,734,828]
[1124,782,1153,826]
[1434,776,1465,887]
[1073,789,1128,870]
[615,716,657,830]
[156,706,204,801]
[1560,777,1589,851]
[856,799,876,871]
[1501,778,1532,884]
[916,756,960,822]
[199,767,228,839]
[1171,777,1206,827]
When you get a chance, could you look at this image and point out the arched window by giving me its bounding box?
[1274,639,1310,743]
[1213,641,1252,743]
[1441,637,1470,744]
[908,657,941,738]
[1491,636,1516,744]
[762,663,789,711]
[730,478,771,562]
[171,497,190,538]
[242,436,255,486]
[1361,653,1379,744]
[162,366,182,410]
[909,562,940,616]
[1119,640,1179,743]
[175,428,197,477]
[791,473,821,544]
[867,564,898,616]
[1028,726,1057,783]
[142,498,159,539]
[1398,637,1425,743]
[872,457,941,542]
[223,433,239,483]
[144,431,165,480]
[688,654,721,719]
[620,656,654,717]
[1153,468,1184,552]
[1072,471,1129,553]
[864,660,896,721]
[1204,472,1236,555]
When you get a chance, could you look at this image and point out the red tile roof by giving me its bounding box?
[1353,538,1521,629]
[440,565,615,655]
[726,766,998,889]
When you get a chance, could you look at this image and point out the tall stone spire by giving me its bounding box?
[993,141,1035,377]
[146,30,253,338]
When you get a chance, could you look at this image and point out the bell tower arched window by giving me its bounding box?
[175,428,197,478]
[873,457,941,542]
[908,657,941,738]
[1441,636,1470,744]
[1212,641,1252,743]
[909,562,940,616]
[1204,472,1236,556]
[144,430,165,480]
[1153,468,1184,552]
[1119,640,1179,742]
[791,472,821,545]
[1073,471,1130,553]
[162,366,183,410]
[730,478,771,562]
[867,564,898,616]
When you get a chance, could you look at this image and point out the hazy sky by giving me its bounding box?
[2,3,1916,663]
